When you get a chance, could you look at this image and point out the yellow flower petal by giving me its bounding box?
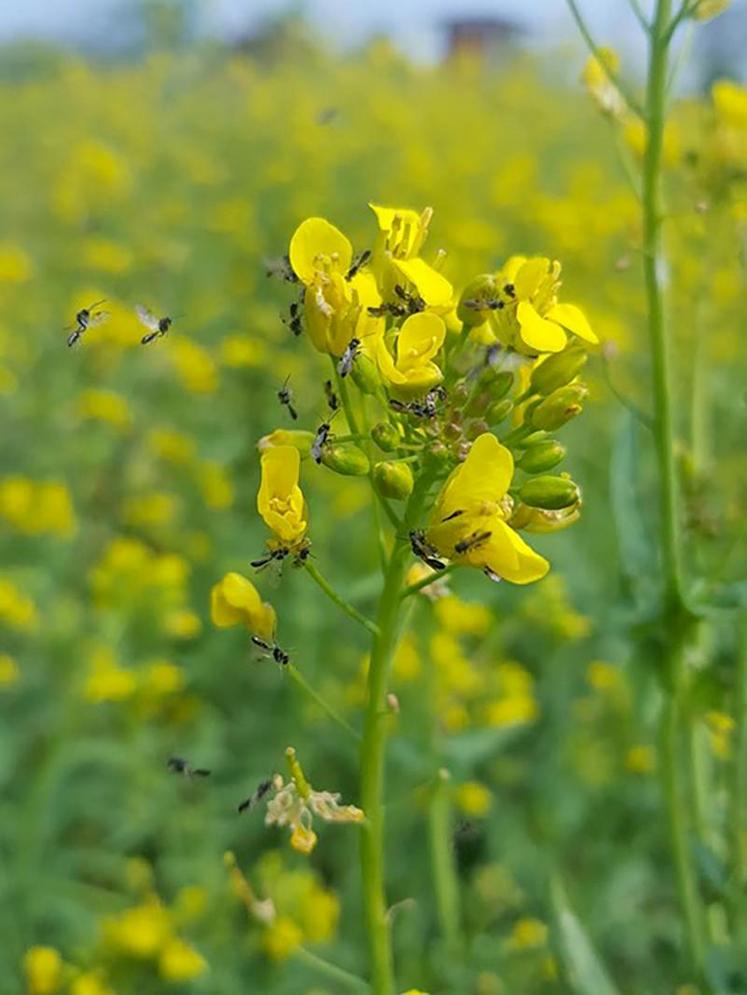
[500,522,550,584]
[545,303,598,344]
[517,301,567,353]
[210,572,276,639]
[257,446,307,543]
[368,203,421,234]
[289,217,352,285]
[397,312,446,371]
[438,433,513,517]
[393,257,453,307]
[514,256,550,299]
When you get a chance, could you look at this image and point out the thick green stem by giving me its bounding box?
[730,617,747,942]
[643,0,706,975]
[359,541,409,995]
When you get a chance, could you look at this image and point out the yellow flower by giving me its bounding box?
[426,434,549,585]
[82,237,132,274]
[506,917,548,951]
[625,745,655,775]
[169,339,218,394]
[76,389,132,430]
[23,946,62,995]
[0,653,20,688]
[146,428,196,465]
[164,609,202,639]
[257,445,308,545]
[262,915,303,961]
[210,572,276,641]
[195,460,234,510]
[84,647,137,703]
[455,781,492,817]
[369,202,452,307]
[712,79,747,129]
[102,896,172,958]
[69,972,114,995]
[490,256,597,355]
[158,938,207,981]
[289,216,382,356]
[376,312,446,397]
[0,578,38,630]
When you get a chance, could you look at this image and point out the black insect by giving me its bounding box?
[238,777,274,814]
[277,376,298,420]
[389,386,445,419]
[441,509,464,523]
[251,635,290,667]
[503,283,516,298]
[345,249,371,281]
[454,530,492,554]
[136,305,174,345]
[409,529,446,571]
[167,757,211,778]
[282,298,303,337]
[463,297,504,311]
[337,337,360,378]
[311,420,333,464]
[324,379,339,412]
[66,299,108,347]
[265,254,299,283]
[251,546,290,571]
[368,284,425,319]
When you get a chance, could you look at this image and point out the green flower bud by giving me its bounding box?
[486,398,513,424]
[371,422,400,453]
[321,444,370,476]
[350,354,381,396]
[519,474,580,510]
[529,347,588,396]
[517,440,566,474]
[372,461,414,501]
[515,430,548,449]
[457,274,500,326]
[479,369,514,399]
[531,383,588,431]
[465,391,491,417]
[444,421,463,441]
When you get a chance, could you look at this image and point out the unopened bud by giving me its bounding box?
[516,430,548,449]
[451,381,470,406]
[372,422,400,453]
[445,421,463,441]
[517,440,566,474]
[519,474,580,510]
[372,460,414,500]
[350,354,381,396]
[479,368,514,399]
[258,429,315,457]
[466,418,490,440]
[486,398,513,424]
[531,383,588,431]
[321,444,370,476]
[457,274,500,326]
[465,391,491,417]
[529,347,588,396]
[520,504,581,533]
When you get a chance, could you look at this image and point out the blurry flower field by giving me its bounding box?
[1,19,746,995]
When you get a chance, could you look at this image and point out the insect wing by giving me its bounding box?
[88,310,110,327]
[135,304,159,331]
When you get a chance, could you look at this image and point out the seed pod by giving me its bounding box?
[371,422,400,453]
[529,347,588,396]
[350,354,380,396]
[517,440,566,474]
[531,383,588,431]
[457,274,500,326]
[519,474,580,510]
[321,444,370,476]
[372,461,414,500]
[486,398,513,424]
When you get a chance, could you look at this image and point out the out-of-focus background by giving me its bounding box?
[1,2,746,994]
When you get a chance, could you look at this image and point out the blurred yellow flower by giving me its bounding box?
[221,334,267,367]
[210,571,276,640]
[0,243,32,283]
[625,745,655,775]
[158,938,207,981]
[164,609,202,639]
[69,972,113,995]
[23,947,62,995]
[103,896,172,958]
[76,389,132,430]
[195,460,234,510]
[0,653,20,688]
[84,647,137,703]
[455,781,492,817]
[262,915,303,961]
[168,339,218,394]
[82,237,133,274]
[0,577,38,630]
[123,492,179,529]
[0,477,76,538]
[146,427,196,465]
[506,917,548,951]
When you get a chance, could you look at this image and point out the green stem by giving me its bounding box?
[730,616,747,942]
[359,476,433,994]
[428,769,462,955]
[292,945,370,992]
[401,563,458,600]
[642,0,706,977]
[285,664,361,741]
[565,0,646,118]
[304,561,380,637]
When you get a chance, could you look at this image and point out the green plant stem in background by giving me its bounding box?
[304,560,380,637]
[428,769,462,956]
[285,664,361,741]
[730,617,747,942]
[642,0,706,976]
[293,945,370,992]
[401,563,458,600]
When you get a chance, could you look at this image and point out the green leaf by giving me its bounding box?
[550,875,622,995]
